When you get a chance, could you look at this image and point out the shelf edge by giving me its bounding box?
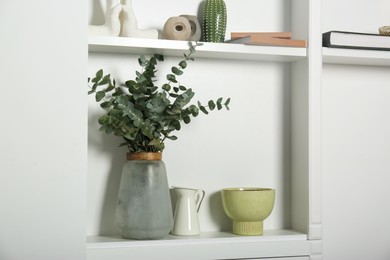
[88,36,307,62]
[86,230,310,260]
[322,47,390,66]
[87,229,308,249]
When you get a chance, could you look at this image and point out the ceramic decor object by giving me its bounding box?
[115,153,173,240]
[119,0,158,39]
[179,15,202,41]
[202,0,227,42]
[171,187,205,236]
[163,16,192,40]
[221,187,275,235]
[88,0,122,36]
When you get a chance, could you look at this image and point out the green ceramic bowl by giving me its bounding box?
[221,187,275,235]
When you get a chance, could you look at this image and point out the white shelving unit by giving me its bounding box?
[2,0,390,259]
[87,36,319,259]
[87,0,323,259]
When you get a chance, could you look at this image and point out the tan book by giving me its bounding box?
[226,35,307,48]
[230,32,292,39]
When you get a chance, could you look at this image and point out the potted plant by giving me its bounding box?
[88,42,230,240]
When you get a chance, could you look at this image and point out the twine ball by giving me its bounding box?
[163,16,191,40]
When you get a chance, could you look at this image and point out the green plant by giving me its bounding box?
[202,0,227,42]
[88,43,230,153]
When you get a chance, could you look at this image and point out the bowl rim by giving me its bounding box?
[222,187,274,192]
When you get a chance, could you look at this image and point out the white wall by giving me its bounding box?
[87,54,292,236]
[321,0,389,33]
[0,1,87,259]
[89,0,290,37]
[322,1,390,259]
[322,65,390,260]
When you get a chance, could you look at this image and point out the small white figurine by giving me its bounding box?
[89,0,122,36]
[119,0,158,39]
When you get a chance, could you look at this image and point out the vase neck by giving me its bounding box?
[127,152,162,161]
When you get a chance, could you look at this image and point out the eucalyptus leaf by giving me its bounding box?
[125,80,136,88]
[100,101,112,109]
[179,60,187,68]
[148,138,161,147]
[146,96,168,113]
[166,135,178,140]
[189,105,199,117]
[199,106,209,115]
[98,74,111,86]
[208,100,215,110]
[172,67,183,75]
[162,84,171,91]
[153,54,164,61]
[95,91,105,102]
[149,57,157,66]
[171,120,181,130]
[170,89,195,113]
[167,74,177,83]
[105,83,115,92]
[183,116,191,124]
[138,55,147,66]
[95,69,103,82]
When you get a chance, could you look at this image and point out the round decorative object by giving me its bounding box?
[115,152,173,240]
[179,15,202,41]
[379,26,390,36]
[221,187,275,236]
[163,16,192,40]
[202,0,227,42]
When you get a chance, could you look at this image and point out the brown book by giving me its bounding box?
[230,32,292,39]
[226,35,307,48]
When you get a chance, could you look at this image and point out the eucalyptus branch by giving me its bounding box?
[88,43,230,153]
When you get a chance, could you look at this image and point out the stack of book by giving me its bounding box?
[322,31,390,51]
[225,32,307,48]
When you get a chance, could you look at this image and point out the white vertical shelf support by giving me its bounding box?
[307,0,323,242]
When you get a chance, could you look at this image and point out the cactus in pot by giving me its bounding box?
[202,0,227,42]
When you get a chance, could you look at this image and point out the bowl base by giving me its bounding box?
[233,220,263,235]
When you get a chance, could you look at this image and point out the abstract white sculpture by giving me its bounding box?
[89,0,122,37]
[119,0,158,39]
[89,0,158,39]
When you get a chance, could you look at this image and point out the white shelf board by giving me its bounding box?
[87,229,309,260]
[322,47,390,66]
[89,36,307,62]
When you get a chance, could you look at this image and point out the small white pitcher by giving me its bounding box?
[171,187,205,236]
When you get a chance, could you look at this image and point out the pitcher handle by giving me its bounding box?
[195,189,206,212]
